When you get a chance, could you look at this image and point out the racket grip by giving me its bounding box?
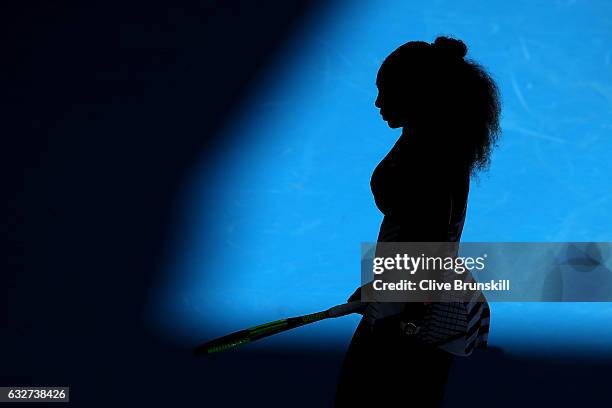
[327,301,365,318]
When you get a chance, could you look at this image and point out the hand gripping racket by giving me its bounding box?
[193,301,364,356]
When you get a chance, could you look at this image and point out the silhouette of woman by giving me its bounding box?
[335,36,501,407]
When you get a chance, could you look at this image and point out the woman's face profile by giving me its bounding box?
[375,66,412,129]
[375,83,405,129]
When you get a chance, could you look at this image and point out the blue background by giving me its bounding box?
[158,0,612,359]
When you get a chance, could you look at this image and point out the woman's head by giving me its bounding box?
[375,36,501,174]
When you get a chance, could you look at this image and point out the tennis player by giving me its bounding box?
[335,36,501,407]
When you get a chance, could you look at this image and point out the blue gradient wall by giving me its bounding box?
[157,0,612,357]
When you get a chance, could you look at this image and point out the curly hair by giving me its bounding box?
[377,36,502,175]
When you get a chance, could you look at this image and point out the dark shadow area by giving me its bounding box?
[5,338,611,407]
[161,345,612,407]
[1,1,327,406]
[6,341,604,407]
[444,347,612,407]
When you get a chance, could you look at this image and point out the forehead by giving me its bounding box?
[376,42,431,86]
[376,63,391,87]
[376,62,402,89]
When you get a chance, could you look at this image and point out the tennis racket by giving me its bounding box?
[193,301,364,356]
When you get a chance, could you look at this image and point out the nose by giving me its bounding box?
[375,93,382,109]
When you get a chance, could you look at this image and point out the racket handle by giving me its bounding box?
[326,301,365,318]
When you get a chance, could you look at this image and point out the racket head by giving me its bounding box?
[193,311,331,356]
[193,330,252,356]
[193,318,293,356]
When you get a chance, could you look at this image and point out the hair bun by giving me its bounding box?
[432,36,467,59]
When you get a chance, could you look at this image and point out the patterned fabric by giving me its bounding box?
[413,256,490,356]
[416,291,490,356]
